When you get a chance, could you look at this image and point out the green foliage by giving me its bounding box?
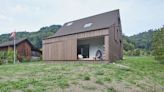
[124,49,141,56]
[107,87,116,92]
[123,29,158,56]
[129,30,154,50]
[0,25,61,49]
[95,70,104,75]
[133,49,140,56]
[57,79,69,88]
[0,56,163,91]
[0,51,7,64]
[84,74,90,80]
[7,48,14,63]
[152,28,164,63]
[123,35,135,51]
[95,78,104,84]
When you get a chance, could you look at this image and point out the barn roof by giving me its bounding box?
[47,9,119,39]
[0,38,41,52]
[0,38,27,48]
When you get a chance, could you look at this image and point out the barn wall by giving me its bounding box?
[17,41,32,61]
[0,41,32,61]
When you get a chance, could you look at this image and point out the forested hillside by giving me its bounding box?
[0,25,61,48]
[129,30,155,50]
[0,24,158,53]
[123,29,156,55]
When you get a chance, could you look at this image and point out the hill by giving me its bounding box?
[129,30,155,50]
[0,25,61,48]
[0,25,158,51]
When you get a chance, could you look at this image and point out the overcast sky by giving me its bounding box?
[0,0,163,36]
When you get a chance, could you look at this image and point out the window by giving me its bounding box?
[66,22,73,26]
[84,23,93,28]
[118,17,121,24]
[115,29,119,43]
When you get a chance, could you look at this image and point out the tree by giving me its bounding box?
[152,28,164,63]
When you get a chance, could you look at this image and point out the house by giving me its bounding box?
[0,38,42,61]
[43,9,123,62]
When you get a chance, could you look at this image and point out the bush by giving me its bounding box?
[95,78,104,84]
[95,70,104,75]
[133,49,140,56]
[84,75,90,80]
[0,51,7,64]
[152,28,164,63]
[7,48,14,63]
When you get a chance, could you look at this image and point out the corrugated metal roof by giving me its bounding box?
[51,9,119,38]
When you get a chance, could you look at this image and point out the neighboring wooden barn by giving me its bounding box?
[0,38,42,61]
[43,9,123,62]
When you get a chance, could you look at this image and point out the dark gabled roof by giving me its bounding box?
[0,38,27,48]
[47,9,119,39]
[0,38,41,53]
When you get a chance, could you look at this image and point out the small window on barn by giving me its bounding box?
[66,22,73,26]
[118,17,121,24]
[120,40,122,45]
[115,29,119,43]
[84,23,93,28]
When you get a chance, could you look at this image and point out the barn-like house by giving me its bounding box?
[43,9,123,62]
[0,38,42,61]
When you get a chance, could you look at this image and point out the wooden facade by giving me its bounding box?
[43,27,123,62]
[0,39,42,61]
[43,9,123,62]
[16,41,32,61]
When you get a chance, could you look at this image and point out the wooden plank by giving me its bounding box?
[104,35,109,60]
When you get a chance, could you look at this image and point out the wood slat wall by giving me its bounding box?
[43,29,109,44]
[104,35,109,60]
[43,39,77,60]
[43,29,109,61]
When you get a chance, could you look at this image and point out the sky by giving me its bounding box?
[0,0,163,36]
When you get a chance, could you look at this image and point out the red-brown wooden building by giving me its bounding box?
[0,38,42,61]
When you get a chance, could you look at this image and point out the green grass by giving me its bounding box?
[0,56,163,92]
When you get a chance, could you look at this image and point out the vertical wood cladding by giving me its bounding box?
[43,26,123,62]
[17,41,31,61]
[43,39,77,60]
[0,41,32,61]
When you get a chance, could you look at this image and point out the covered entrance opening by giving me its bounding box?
[77,36,104,60]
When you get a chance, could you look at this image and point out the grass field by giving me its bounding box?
[0,56,163,92]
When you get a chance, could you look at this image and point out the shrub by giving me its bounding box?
[104,76,111,82]
[95,79,104,84]
[95,70,104,75]
[84,75,90,80]
[152,28,164,63]
[7,48,14,63]
[57,79,69,88]
[133,49,140,56]
[107,87,116,92]
[0,51,7,64]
